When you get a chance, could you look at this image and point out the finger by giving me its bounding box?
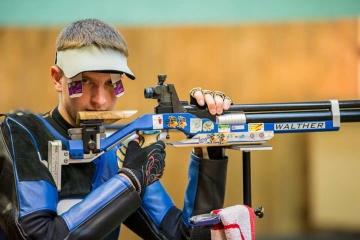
[204,93,217,115]
[223,97,232,110]
[213,91,232,112]
[159,140,166,148]
[193,90,205,106]
[214,94,225,115]
[129,135,140,143]
[127,140,141,149]
[154,140,166,150]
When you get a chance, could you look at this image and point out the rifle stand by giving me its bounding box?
[228,145,272,218]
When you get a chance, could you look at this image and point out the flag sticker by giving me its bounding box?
[219,125,230,133]
[152,115,163,129]
[231,125,245,130]
[249,123,264,132]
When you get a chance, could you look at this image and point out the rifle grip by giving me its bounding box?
[117,130,162,168]
[138,130,161,148]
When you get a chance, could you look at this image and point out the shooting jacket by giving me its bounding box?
[0,107,228,240]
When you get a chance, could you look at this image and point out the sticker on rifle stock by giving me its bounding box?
[166,116,179,128]
[152,115,164,129]
[208,133,227,144]
[249,123,264,132]
[178,116,187,128]
[208,133,219,143]
[190,118,202,133]
[231,125,245,130]
[218,125,230,133]
[203,121,214,131]
[219,133,227,144]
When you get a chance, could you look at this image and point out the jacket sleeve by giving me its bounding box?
[123,152,228,240]
[183,153,228,239]
[0,115,142,240]
[20,175,141,240]
[183,153,228,219]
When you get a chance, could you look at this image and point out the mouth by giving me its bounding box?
[85,109,108,111]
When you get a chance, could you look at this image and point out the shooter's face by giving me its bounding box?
[59,71,122,126]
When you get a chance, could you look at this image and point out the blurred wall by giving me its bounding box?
[1,0,360,27]
[0,1,360,239]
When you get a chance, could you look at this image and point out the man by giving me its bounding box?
[0,18,231,239]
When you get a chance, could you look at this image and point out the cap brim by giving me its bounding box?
[55,45,135,80]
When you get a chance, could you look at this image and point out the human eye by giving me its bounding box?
[106,80,113,86]
[81,78,90,84]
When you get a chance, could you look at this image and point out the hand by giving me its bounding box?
[189,88,232,115]
[120,140,166,194]
[189,87,231,159]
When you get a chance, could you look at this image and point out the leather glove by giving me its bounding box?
[119,140,166,195]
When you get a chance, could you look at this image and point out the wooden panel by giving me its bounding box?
[308,123,360,231]
[121,19,358,110]
[0,28,59,114]
[0,19,357,115]
[0,18,358,239]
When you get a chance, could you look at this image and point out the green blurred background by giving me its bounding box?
[1,0,360,27]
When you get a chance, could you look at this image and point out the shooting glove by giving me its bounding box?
[119,140,166,195]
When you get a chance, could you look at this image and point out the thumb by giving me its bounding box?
[127,140,141,151]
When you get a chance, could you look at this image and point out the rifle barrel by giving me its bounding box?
[244,110,360,123]
[228,100,360,112]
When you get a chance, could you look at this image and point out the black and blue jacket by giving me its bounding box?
[0,107,228,240]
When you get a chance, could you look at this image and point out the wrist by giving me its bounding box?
[119,173,135,187]
[118,168,142,194]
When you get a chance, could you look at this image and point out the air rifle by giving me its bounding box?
[47,75,360,213]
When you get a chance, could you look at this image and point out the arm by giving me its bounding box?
[0,114,141,240]
[121,148,228,240]
[20,175,141,240]
[184,147,228,239]
[121,88,230,240]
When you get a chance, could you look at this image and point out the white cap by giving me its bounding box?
[55,45,135,80]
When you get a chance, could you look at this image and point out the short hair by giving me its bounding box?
[55,18,129,57]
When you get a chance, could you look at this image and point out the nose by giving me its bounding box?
[90,85,107,108]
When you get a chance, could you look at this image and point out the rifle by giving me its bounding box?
[46,74,360,223]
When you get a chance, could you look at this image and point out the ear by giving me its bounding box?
[50,65,64,92]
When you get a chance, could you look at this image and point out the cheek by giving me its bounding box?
[65,98,83,112]
[109,94,118,107]
[106,87,118,101]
